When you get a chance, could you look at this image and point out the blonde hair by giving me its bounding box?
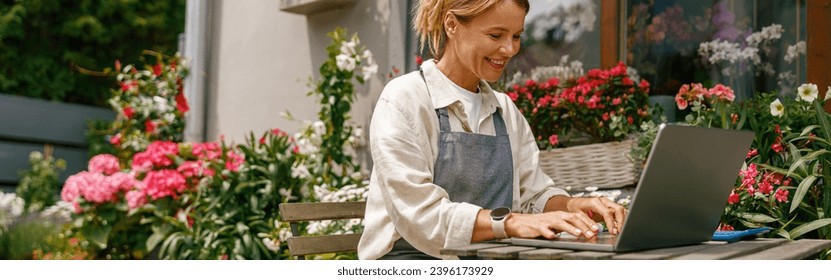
[413,0,530,60]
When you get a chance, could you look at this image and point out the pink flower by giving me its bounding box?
[758,179,773,195]
[143,170,188,200]
[675,94,688,110]
[774,188,789,203]
[88,154,120,175]
[63,171,117,205]
[746,149,758,159]
[708,84,735,101]
[507,92,518,102]
[192,142,222,161]
[224,151,244,172]
[109,133,122,146]
[125,189,147,209]
[727,191,740,204]
[105,172,138,193]
[548,134,559,147]
[177,161,214,178]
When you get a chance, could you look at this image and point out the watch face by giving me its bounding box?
[491,207,511,219]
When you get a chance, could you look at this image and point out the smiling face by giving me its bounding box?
[437,0,526,91]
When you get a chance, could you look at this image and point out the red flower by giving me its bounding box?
[415,55,423,66]
[728,191,740,204]
[718,223,734,231]
[120,80,137,92]
[771,142,783,153]
[153,63,163,76]
[123,106,135,119]
[145,119,156,134]
[746,149,758,159]
[176,93,190,113]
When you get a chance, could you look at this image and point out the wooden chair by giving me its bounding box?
[278,201,366,259]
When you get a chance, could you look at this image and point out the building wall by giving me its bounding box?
[205,0,408,169]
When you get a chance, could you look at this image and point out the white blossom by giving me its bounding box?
[262,237,280,252]
[340,40,357,56]
[826,86,831,101]
[784,41,806,63]
[770,99,784,117]
[335,54,357,72]
[527,0,596,43]
[797,83,819,103]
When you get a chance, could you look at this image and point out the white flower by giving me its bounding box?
[361,63,378,81]
[335,54,356,72]
[340,40,357,56]
[826,86,831,101]
[313,121,326,136]
[262,238,280,252]
[291,164,310,179]
[784,41,806,63]
[770,99,784,117]
[797,83,819,103]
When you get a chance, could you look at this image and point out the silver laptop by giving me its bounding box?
[510,124,754,252]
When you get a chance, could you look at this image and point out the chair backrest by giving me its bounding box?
[278,201,366,259]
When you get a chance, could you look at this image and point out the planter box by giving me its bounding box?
[0,94,114,188]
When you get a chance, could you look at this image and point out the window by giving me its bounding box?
[622,0,807,100]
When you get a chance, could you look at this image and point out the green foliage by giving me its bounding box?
[0,0,185,107]
[0,214,63,259]
[16,150,66,213]
[308,27,376,189]
[151,131,305,260]
[105,52,189,160]
[673,83,831,240]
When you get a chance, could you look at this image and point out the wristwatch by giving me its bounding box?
[490,207,512,239]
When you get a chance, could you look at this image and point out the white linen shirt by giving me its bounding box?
[358,60,569,260]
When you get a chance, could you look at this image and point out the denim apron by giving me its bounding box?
[380,73,514,260]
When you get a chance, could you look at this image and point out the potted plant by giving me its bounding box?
[506,62,652,190]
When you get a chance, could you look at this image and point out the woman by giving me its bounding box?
[358,0,627,260]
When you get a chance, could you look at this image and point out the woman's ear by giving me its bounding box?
[443,12,458,38]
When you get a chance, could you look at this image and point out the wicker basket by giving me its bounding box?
[539,139,640,190]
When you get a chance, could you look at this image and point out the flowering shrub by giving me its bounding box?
[506,62,651,149]
[674,83,831,239]
[103,52,190,161]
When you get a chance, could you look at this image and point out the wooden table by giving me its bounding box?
[441,238,831,260]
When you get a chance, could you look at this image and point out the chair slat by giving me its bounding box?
[279,201,365,222]
[286,233,362,256]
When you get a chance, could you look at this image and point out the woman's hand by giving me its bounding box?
[564,197,627,235]
[504,211,600,239]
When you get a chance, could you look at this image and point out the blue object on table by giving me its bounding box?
[712,227,771,243]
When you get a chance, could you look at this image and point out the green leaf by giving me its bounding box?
[787,218,831,239]
[81,225,112,250]
[790,175,817,213]
[146,232,166,252]
[775,228,791,239]
[738,213,778,223]
[814,101,831,139]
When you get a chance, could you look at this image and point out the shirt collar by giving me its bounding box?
[420,59,502,113]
